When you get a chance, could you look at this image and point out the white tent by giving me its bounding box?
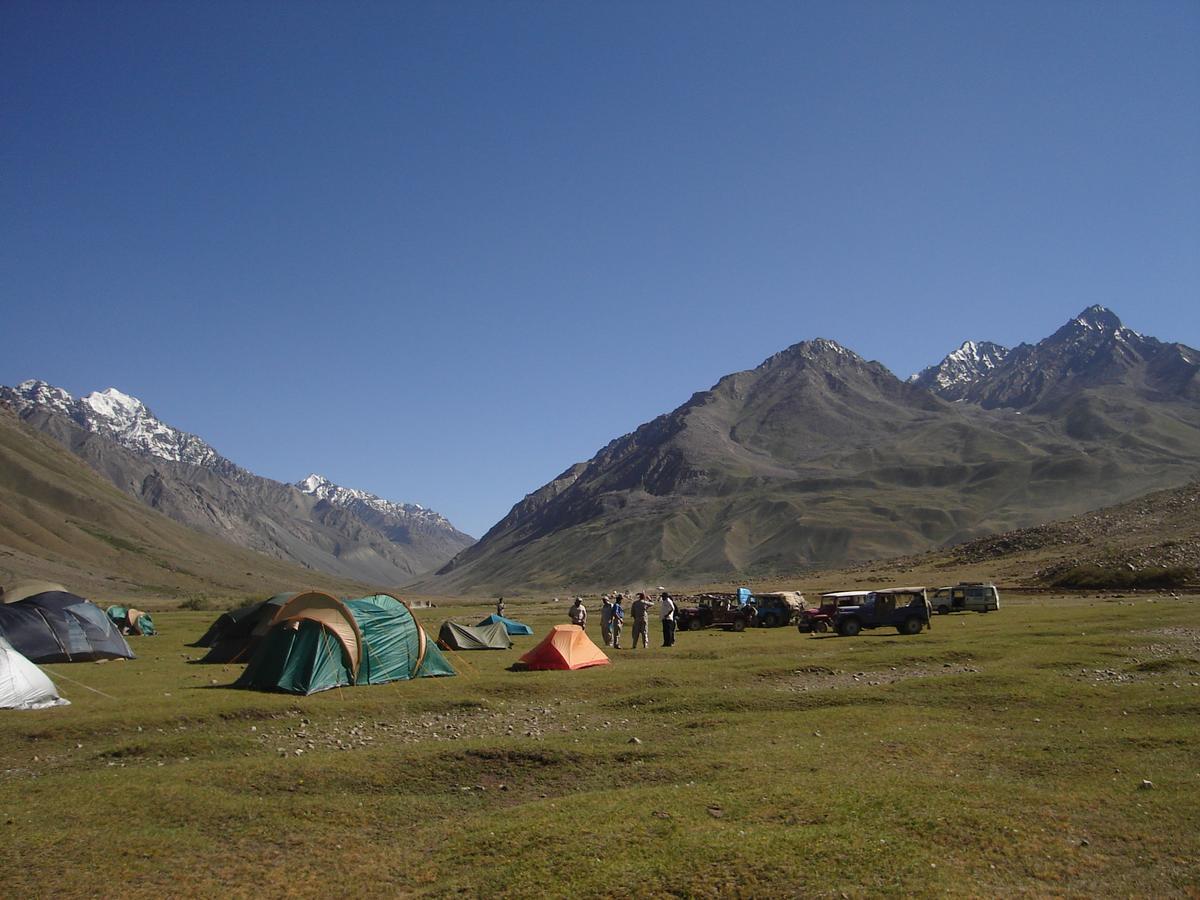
[0,636,69,709]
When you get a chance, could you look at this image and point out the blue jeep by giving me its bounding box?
[833,587,932,637]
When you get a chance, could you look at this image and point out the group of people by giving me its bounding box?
[568,590,678,649]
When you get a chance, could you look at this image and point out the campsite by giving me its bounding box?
[3,3,1198,897]
[1,588,1198,896]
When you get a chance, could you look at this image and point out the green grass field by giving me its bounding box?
[3,594,1199,898]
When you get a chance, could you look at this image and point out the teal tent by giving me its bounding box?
[477,613,533,636]
[106,605,157,636]
[237,592,454,695]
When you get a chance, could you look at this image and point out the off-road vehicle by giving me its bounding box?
[832,587,932,636]
[796,591,870,634]
[751,591,807,628]
[675,594,757,632]
[931,582,1000,615]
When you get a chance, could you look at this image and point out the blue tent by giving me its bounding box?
[477,613,532,636]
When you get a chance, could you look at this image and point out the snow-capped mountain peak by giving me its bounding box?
[80,387,145,422]
[1072,305,1123,332]
[13,379,76,415]
[910,340,1010,398]
[2,380,224,468]
[297,474,451,531]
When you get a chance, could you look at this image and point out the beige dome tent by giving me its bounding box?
[2,580,69,604]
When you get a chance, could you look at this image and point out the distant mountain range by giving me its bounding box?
[427,306,1200,592]
[0,403,368,603]
[0,381,473,584]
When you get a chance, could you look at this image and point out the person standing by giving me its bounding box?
[610,594,625,649]
[660,591,677,647]
[600,595,614,646]
[569,597,588,629]
[495,596,506,617]
[630,592,650,649]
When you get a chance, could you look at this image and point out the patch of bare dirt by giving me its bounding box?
[773,662,980,692]
[1067,626,1200,685]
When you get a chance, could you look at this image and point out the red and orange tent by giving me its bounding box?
[517,624,610,671]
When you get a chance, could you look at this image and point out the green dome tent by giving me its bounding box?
[191,592,294,663]
[437,620,512,651]
[477,614,533,636]
[237,592,455,695]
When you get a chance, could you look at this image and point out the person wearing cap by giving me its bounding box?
[600,595,614,646]
[630,592,651,649]
[659,591,677,647]
[610,593,625,649]
[569,597,587,628]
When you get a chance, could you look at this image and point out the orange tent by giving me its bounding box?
[518,624,610,671]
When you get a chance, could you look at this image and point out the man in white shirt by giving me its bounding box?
[659,591,677,647]
[569,597,587,628]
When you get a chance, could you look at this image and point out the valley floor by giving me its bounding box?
[3,593,1199,897]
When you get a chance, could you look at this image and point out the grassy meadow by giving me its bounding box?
[2,592,1199,897]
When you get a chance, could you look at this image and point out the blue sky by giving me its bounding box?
[2,1,1197,537]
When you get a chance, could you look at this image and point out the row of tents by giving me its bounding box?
[192,594,535,664]
[0,585,140,710]
[1,580,615,708]
[191,593,610,688]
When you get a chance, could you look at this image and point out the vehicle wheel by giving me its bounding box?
[688,618,702,631]
[937,605,950,616]
[899,617,923,635]
[815,620,829,634]
[762,613,780,628]
[733,618,746,632]
[796,623,812,634]
[837,618,861,637]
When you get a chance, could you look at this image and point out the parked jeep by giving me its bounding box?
[833,587,932,636]
[752,591,807,628]
[931,582,1000,615]
[797,591,870,634]
[675,594,757,632]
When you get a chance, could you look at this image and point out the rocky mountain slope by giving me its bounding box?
[840,478,1200,590]
[0,404,368,603]
[0,381,473,584]
[949,479,1199,584]
[428,307,1200,593]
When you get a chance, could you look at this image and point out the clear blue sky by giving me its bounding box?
[3,1,1198,537]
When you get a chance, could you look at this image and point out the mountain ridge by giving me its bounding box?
[0,381,474,584]
[424,307,1200,593]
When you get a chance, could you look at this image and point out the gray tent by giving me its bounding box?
[436,620,512,651]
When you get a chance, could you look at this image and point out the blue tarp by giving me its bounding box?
[477,613,533,636]
[738,588,752,606]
